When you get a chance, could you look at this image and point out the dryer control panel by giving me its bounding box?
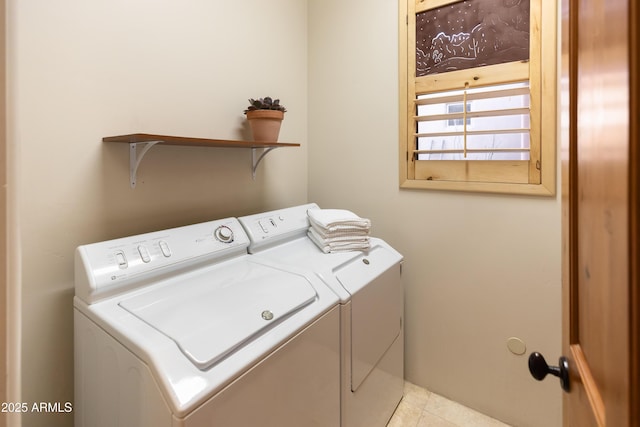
[75,218,250,304]
[239,203,319,253]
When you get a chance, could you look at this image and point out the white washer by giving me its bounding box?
[239,204,404,427]
[74,217,341,426]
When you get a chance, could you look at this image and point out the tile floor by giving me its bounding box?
[387,382,512,427]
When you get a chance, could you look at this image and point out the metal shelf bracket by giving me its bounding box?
[130,141,161,188]
[251,147,278,180]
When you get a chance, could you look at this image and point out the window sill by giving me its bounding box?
[399,178,556,196]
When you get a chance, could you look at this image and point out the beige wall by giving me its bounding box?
[7,1,308,425]
[307,1,562,426]
[1,0,6,425]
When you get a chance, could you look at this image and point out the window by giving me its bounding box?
[399,0,556,195]
[418,82,530,160]
[446,103,471,127]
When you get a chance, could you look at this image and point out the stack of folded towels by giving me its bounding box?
[307,208,371,253]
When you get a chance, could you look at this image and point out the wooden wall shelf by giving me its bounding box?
[103,133,300,188]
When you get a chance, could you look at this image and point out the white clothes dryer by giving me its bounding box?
[239,204,404,427]
[74,217,340,427]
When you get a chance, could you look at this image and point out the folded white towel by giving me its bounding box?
[307,208,372,253]
[308,227,369,245]
[307,230,370,254]
[307,208,371,233]
[309,222,370,240]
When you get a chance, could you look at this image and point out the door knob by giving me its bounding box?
[528,352,570,392]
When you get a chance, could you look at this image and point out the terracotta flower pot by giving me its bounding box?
[246,110,284,142]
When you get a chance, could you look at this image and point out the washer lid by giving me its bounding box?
[118,260,317,370]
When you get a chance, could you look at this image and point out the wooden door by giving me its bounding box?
[561,0,639,426]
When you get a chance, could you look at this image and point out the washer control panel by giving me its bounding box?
[75,218,249,304]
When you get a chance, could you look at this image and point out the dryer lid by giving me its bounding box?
[119,260,317,370]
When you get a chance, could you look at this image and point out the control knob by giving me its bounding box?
[214,225,234,243]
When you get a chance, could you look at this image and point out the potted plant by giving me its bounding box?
[244,97,287,142]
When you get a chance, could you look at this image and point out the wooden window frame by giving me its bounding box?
[399,0,557,195]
